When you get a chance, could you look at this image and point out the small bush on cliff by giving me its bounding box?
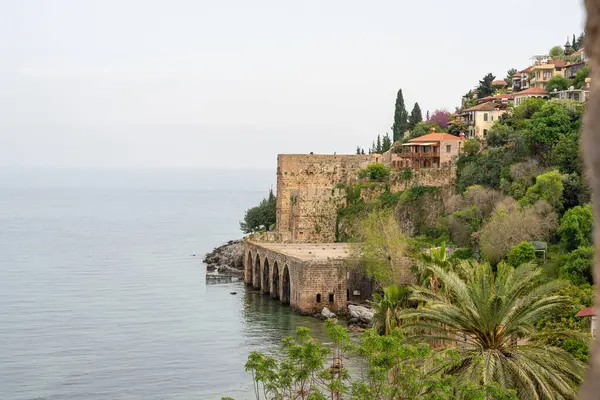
[240,190,277,233]
[359,163,389,181]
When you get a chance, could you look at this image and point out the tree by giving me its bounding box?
[426,109,451,128]
[546,75,571,92]
[476,73,496,98]
[462,139,480,157]
[557,204,593,251]
[381,133,391,152]
[426,110,430,121]
[549,45,565,57]
[356,146,361,155]
[479,200,557,264]
[506,241,536,267]
[572,66,590,89]
[359,162,389,181]
[401,261,583,399]
[399,167,412,189]
[505,68,518,86]
[520,170,564,211]
[376,134,382,153]
[525,101,581,157]
[408,102,423,130]
[392,89,408,142]
[572,33,579,51]
[356,208,408,285]
[575,32,584,51]
[361,148,365,155]
[560,246,594,286]
[370,285,410,336]
[240,190,277,233]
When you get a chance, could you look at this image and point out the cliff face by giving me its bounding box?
[203,240,244,275]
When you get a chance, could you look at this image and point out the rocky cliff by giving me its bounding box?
[203,240,244,276]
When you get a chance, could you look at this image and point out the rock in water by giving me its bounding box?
[348,305,374,323]
[203,240,244,276]
[321,307,337,319]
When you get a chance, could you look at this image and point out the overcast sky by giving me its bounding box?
[0,0,586,169]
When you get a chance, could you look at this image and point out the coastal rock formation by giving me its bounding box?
[321,307,336,319]
[203,240,244,276]
[348,305,374,324]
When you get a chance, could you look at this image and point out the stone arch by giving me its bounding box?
[282,265,291,305]
[262,258,270,294]
[271,262,280,300]
[245,251,253,285]
[254,253,261,289]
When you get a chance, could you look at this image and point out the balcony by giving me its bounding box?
[400,151,440,159]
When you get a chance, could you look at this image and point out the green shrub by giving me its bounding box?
[557,204,593,251]
[506,241,536,267]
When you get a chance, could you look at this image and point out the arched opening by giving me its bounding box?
[262,258,270,295]
[316,293,321,303]
[272,262,280,299]
[246,252,253,285]
[254,254,261,289]
[282,266,291,305]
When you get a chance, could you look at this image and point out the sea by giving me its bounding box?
[0,168,330,400]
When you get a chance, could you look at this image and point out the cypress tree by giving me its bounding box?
[391,89,408,142]
[382,134,391,152]
[356,146,361,155]
[572,34,577,51]
[408,102,423,130]
[426,110,430,121]
[361,148,365,155]
[376,135,382,153]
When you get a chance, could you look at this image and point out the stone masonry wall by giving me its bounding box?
[276,154,379,242]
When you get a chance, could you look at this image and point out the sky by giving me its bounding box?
[0,0,586,169]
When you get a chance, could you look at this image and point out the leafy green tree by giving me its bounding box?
[559,246,594,286]
[240,190,277,233]
[462,139,480,157]
[562,173,590,210]
[359,162,389,181]
[356,208,408,285]
[519,170,564,211]
[551,133,583,175]
[381,133,392,152]
[546,75,571,92]
[408,102,423,130]
[370,285,410,336]
[401,261,583,399]
[505,68,517,86]
[525,101,579,157]
[572,65,590,89]
[409,121,441,139]
[549,45,565,57]
[557,204,593,251]
[506,241,536,267]
[476,73,496,98]
[392,89,408,142]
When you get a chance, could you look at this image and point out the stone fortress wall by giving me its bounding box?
[275,153,455,243]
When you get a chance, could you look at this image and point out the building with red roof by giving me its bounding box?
[513,87,549,106]
[390,128,465,170]
[575,307,597,338]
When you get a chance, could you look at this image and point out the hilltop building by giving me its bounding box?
[461,102,509,139]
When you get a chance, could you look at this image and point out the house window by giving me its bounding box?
[316,293,321,303]
[483,113,488,122]
[446,144,451,153]
[328,293,334,303]
[483,129,488,136]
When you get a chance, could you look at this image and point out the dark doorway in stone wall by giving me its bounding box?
[254,254,261,289]
[262,258,270,295]
[272,262,280,300]
[246,252,253,285]
[282,266,291,305]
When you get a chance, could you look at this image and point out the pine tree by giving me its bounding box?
[391,89,408,142]
[476,73,496,98]
[382,134,391,152]
[408,102,423,130]
[505,68,517,86]
[376,134,382,153]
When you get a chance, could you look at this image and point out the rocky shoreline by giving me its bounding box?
[203,239,244,276]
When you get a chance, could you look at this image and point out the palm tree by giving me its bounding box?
[369,285,411,336]
[400,261,583,400]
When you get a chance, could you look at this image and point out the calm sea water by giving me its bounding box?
[0,168,329,400]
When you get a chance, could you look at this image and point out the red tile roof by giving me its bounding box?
[409,130,463,142]
[492,80,508,86]
[463,101,508,112]
[513,72,522,77]
[549,59,566,68]
[521,66,534,73]
[576,308,596,317]
[514,88,549,96]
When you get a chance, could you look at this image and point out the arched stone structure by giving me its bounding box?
[262,258,270,295]
[271,262,280,300]
[253,253,261,289]
[281,266,291,305]
[245,251,253,285]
